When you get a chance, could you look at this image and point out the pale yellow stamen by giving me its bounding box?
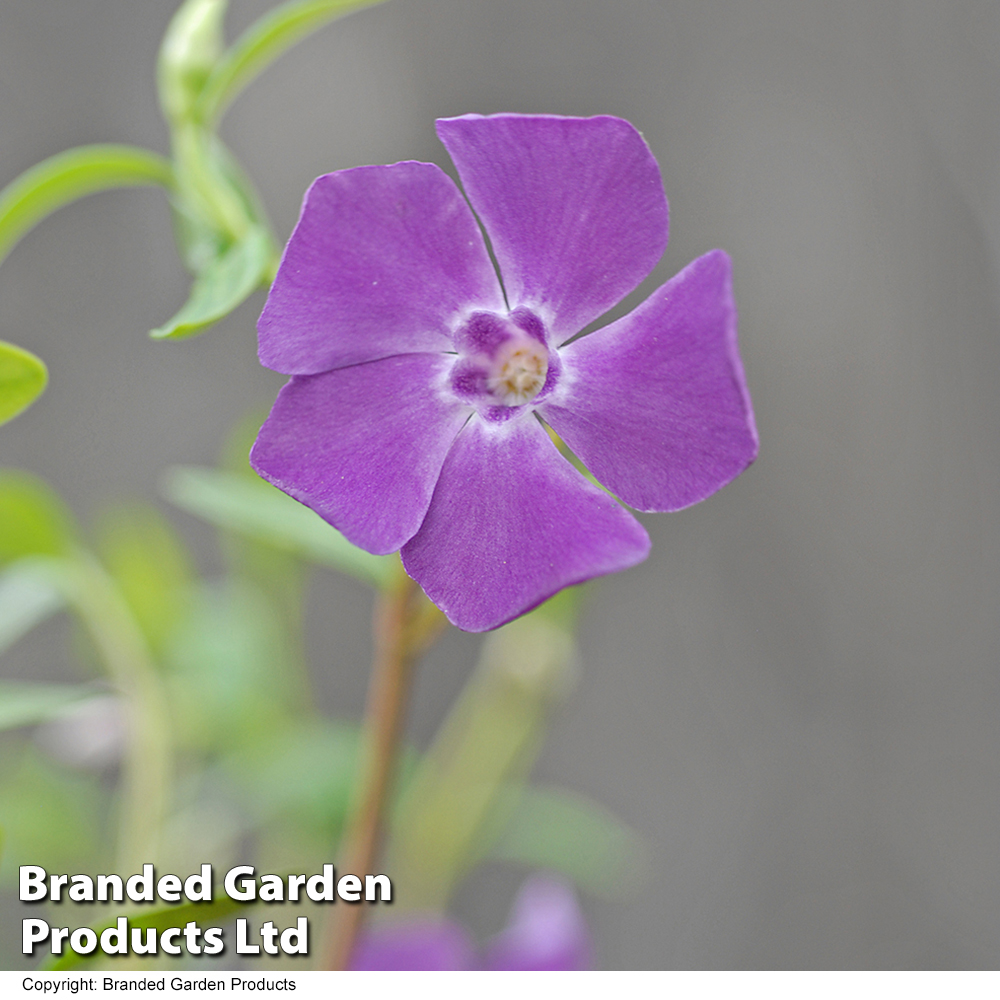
[487,344,548,405]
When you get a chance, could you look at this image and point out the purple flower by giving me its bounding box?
[251,114,757,632]
[350,874,591,971]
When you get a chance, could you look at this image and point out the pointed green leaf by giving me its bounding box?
[0,341,47,426]
[0,145,172,265]
[195,0,390,125]
[489,785,647,896]
[170,132,274,273]
[162,465,395,587]
[0,682,98,733]
[0,470,77,564]
[0,560,65,655]
[149,224,271,339]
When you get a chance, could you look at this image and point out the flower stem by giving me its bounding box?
[58,553,172,873]
[319,567,442,970]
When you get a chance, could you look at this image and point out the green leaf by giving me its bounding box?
[159,0,229,125]
[0,560,65,655]
[490,784,647,897]
[0,341,47,426]
[195,0,390,125]
[165,579,295,753]
[96,504,195,655]
[386,615,578,909]
[0,470,77,564]
[0,682,98,733]
[0,749,105,885]
[170,132,274,273]
[0,145,172,265]
[44,893,245,971]
[224,720,360,833]
[149,224,271,339]
[162,465,395,587]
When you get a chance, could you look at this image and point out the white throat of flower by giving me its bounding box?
[487,339,549,406]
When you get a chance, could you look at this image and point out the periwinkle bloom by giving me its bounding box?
[252,114,757,632]
[350,874,591,971]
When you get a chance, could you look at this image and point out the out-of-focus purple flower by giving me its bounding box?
[484,874,592,971]
[350,918,476,971]
[350,874,590,971]
[252,114,757,632]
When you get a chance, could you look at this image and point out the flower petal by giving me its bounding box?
[539,250,758,512]
[258,161,505,374]
[350,918,475,971]
[436,114,668,343]
[401,413,650,632]
[485,874,592,971]
[250,354,471,554]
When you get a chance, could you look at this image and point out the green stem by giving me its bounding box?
[194,0,391,127]
[171,124,252,243]
[318,568,444,970]
[59,553,173,873]
[0,145,173,266]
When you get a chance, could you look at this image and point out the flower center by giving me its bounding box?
[449,309,554,410]
[486,340,549,406]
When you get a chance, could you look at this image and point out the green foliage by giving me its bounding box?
[0,0,397,413]
[165,579,294,754]
[0,341,47,427]
[0,683,98,733]
[163,465,395,588]
[150,224,273,339]
[225,721,361,836]
[0,748,106,882]
[0,146,174,266]
[490,785,647,897]
[0,561,65,655]
[96,505,195,656]
[0,470,77,564]
[194,0,391,125]
[159,0,229,126]
[387,612,579,910]
[45,893,246,971]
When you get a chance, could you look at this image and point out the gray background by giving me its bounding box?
[3,0,999,969]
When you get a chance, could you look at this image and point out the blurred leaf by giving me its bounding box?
[96,504,195,655]
[0,748,105,883]
[0,682,98,732]
[225,720,360,834]
[0,145,172,265]
[226,719,419,850]
[163,465,395,587]
[490,785,647,897]
[0,560,64,654]
[0,470,76,564]
[195,0,391,125]
[213,411,310,707]
[529,584,583,631]
[165,579,294,753]
[387,614,578,910]
[44,893,245,971]
[0,341,48,426]
[159,0,228,125]
[150,223,271,339]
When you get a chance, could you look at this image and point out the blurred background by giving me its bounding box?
[1,0,999,970]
